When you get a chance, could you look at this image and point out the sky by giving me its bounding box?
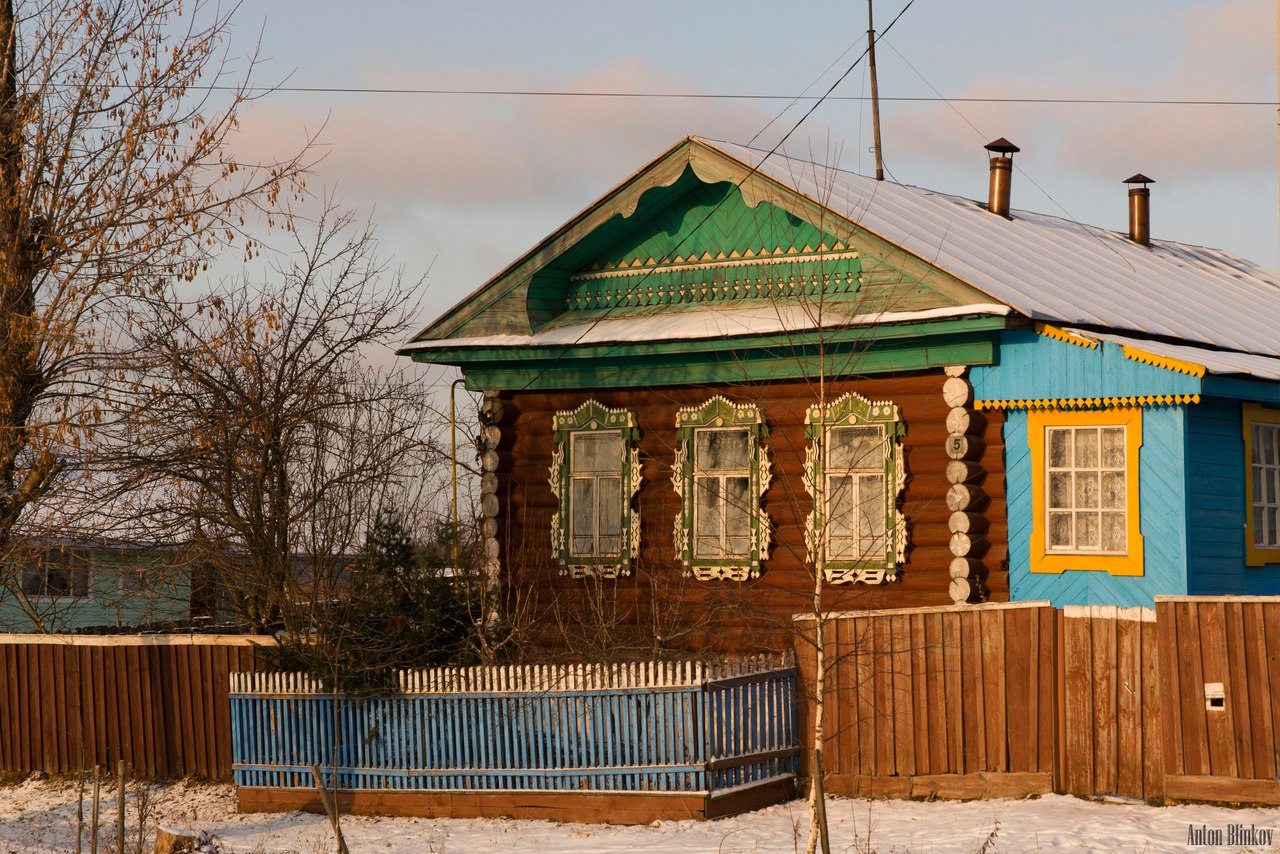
[224,0,1279,345]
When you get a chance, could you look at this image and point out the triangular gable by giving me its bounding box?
[403,137,1005,347]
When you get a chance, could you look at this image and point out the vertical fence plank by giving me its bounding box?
[1140,617,1163,800]
[1245,603,1277,781]
[1223,602,1254,780]
[1062,609,1093,795]
[1003,606,1033,773]
[1198,601,1236,778]
[1115,612,1142,798]
[1091,609,1118,796]
[890,613,915,778]
[1157,600,1184,779]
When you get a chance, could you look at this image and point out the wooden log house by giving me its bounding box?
[402,136,1280,654]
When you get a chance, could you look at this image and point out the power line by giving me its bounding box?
[226,85,1274,107]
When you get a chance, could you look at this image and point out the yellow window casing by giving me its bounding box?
[1028,407,1144,576]
[1243,403,1280,567]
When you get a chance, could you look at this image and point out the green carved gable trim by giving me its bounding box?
[403,137,1003,346]
[564,181,861,312]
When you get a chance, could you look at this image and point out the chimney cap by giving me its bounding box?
[984,138,1020,155]
[1123,173,1155,187]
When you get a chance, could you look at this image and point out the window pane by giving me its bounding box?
[828,475,854,539]
[724,477,750,557]
[1255,507,1268,546]
[1075,513,1100,549]
[1075,472,1099,509]
[696,429,749,472]
[829,426,883,469]
[1101,472,1126,509]
[572,432,621,474]
[1101,428,1125,468]
[1254,426,1265,464]
[598,477,621,551]
[570,479,595,556]
[1049,429,1071,467]
[20,570,42,597]
[1101,512,1126,551]
[859,475,885,540]
[1049,472,1072,510]
[1074,429,1099,468]
[695,478,722,541]
[1049,513,1073,548]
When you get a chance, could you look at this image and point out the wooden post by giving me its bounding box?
[75,773,84,854]
[311,765,350,854]
[89,765,100,854]
[115,760,125,854]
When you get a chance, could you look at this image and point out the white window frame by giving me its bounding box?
[803,392,906,585]
[1044,424,1129,555]
[550,401,641,578]
[673,396,771,581]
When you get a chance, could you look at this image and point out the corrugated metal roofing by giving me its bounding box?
[1072,329,1280,382]
[709,139,1280,357]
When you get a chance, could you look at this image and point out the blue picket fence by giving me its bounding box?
[230,656,798,795]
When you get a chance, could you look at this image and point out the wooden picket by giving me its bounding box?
[229,656,799,799]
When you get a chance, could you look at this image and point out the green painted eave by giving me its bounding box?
[409,315,1007,391]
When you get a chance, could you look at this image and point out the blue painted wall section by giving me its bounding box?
[1186,397,1280,594]
[970,329,1201,403]
[1005,406,1189,607]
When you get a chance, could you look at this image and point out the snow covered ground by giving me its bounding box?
[2,776,1280,853]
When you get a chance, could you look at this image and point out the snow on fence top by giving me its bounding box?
[230,652,795,695]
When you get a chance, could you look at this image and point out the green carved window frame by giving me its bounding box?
[672,396,772,581]
[803,392,907,584]
[549,401,641,578]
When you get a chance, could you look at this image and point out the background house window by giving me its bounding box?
[550,401,641,578]
[1028,408,1143,576]
[803,392,906,584]
[1046,425,1127,553]
[674,396,771,581]
[21,559,89,601]
[1244,404,1280,566]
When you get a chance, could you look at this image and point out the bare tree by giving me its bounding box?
[122,203,443,634]
[0,0,312,606]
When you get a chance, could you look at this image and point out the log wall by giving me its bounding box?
[495,371,1008,655]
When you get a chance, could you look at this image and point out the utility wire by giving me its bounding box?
[509,0,918,392]
[214,85,1274,107]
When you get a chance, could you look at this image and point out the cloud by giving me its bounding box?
[871,0,1273,191]
[230,56,772,219]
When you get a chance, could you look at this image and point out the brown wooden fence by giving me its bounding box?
[0,635,268,778]
[796,597,1280,805]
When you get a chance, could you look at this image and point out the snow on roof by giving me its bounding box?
[1070,328,1280,382]
[398,303,1012,351]
[708,139,1280,358]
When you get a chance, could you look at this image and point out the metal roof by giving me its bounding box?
[709,139,1280,357]
[1072,329,1280,382]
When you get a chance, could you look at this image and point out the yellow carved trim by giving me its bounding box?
[1120,345,1206,377]
[976,394,1199,411]
[1035,324,1098,349]
[1244,403,1280,567]
[1028,408,1144,576]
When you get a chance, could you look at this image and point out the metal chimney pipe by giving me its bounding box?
[984,138,1020,217]
[1124,174,1155,246]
